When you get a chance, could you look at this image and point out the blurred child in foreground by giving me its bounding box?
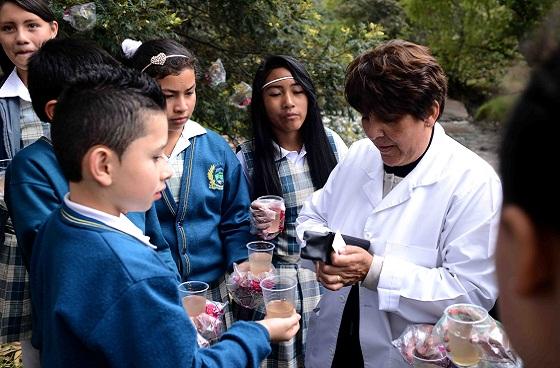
[496,46,560,368]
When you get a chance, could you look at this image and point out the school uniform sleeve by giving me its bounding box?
[4,151,66,268]
[138,205,180,278]
[219,148,253,268]
[89,276,271,367]
[235,149,252,192]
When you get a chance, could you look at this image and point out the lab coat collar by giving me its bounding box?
[361,123,451,213]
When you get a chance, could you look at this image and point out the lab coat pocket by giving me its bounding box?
[306,304,320,340]
[384,242,438,268]
[305,304,322,367]
[304,294,345,367]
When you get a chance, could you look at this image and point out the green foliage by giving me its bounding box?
[50,1,384,141]
[474,94,518,123]
[326,0,409,38]
[51,0,181,56]
[402,0,520,99]
[499,0,559,41]
[172,1,384,139]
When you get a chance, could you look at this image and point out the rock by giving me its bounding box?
[441,98,470,121]
[440,120,499,170]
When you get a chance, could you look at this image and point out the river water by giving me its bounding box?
[440,120,500,171]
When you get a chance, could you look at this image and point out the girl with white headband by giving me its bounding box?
[236,55,348,367]
[128,39,254,329]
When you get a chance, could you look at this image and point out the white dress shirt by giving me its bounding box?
[64,194,156,249]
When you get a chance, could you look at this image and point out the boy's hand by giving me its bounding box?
[236,261,250,273]
[257,313,301,342]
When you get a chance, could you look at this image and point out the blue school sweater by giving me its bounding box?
[4,137,177,272]
[30,204,271,367]
[155,130,252,282]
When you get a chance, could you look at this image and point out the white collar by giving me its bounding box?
[168,120,207,159]
[63,194,156,249]
[0,68,31,101]
[363,122,450,187]
[272,140,307,162]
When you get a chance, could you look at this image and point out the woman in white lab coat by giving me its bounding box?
[295,40,501,368]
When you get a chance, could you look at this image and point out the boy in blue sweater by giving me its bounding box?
[30,66,300,367]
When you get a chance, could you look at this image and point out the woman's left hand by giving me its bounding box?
[316,245,373,290]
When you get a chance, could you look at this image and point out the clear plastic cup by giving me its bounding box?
[246,241,275,275]
[254,195,285,239]
[178,281,209,317]
[260,275,296,318]
[412,349,448,367]
[445,303,488,367]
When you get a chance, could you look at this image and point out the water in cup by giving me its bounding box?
[182,295,207,317]
[249,252,273,274]
[265,299,295,318]
[246,241,275,275]
[178,281,209,317]
[448,330,480,366]
[260,275,296,319]
[444,303,488,367]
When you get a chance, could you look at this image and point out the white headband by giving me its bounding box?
[141,53,188,73]
[261,76,294,90]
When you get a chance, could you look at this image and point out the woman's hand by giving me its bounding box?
[315,245,373,291]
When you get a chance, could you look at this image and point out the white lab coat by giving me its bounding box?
[296,123,501,368]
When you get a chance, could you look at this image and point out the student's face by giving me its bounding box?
[495,210,520,349]
[110,111,172,213]
[262,67,308,139]
[361,112,434,167]
[495,205,544,363]
[495,203,560,366]
[158,67,196,133]
[0,2,57,72]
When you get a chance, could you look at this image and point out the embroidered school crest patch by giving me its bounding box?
[207,164,224,190]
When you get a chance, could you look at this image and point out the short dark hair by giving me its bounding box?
[52,65,165,182]
[345,39,447,122]
[27,38,119,122]
[248,55,338,198]
[0,0,56,73]
[128,39,198,80]
[499,47,560,233]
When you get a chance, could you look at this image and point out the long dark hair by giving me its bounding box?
[249,55,337,199]
[0,0,56,73]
